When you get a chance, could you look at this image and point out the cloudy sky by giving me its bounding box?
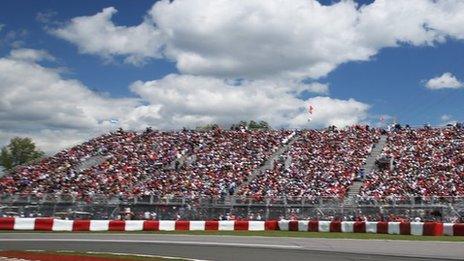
[1,0,464,153]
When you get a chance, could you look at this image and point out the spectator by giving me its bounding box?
[359,126,464,201]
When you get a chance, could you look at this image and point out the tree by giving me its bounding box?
[247,120,271,130]
[230,120,272,130]
[258,121,270,130]
[0,137,44,170]
[196,123,219,131]
[248,120,260,130]
[0,148,12,170]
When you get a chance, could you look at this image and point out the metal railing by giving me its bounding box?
[1,194,463,222]
[1,193,463,205]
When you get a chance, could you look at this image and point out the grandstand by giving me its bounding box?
[359,126,464,199]
[0,124,463,223]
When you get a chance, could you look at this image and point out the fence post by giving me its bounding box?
[284,196,288,219]
[265,198,270,220]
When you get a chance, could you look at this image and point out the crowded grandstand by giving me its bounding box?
[0,123,463,222]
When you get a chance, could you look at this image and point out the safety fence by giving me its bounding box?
[1,194,463,222]
[3,194,463,206]
[0,218,463,236]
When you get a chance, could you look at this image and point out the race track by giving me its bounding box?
[0,233,462,261]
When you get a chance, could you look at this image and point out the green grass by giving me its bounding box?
[3,230,464,242]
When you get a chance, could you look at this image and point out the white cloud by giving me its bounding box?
[291,96,370,128]
[0,28,28,48]
[8,0,464,154]
[0,129,97,155]
[36,10,58,25]
[364,114,395,128]
[0,24,4,32]
[425,72,463,90]
[0,50,370,153]
[52,0,464,80]
[294,82,329,95]
[130,74,368,129]
[439,114,457,126]
[8,48,55,62]
[0,48,140,152]
[440,114,452,122]
[16,0,464,152]
[52,7,164,65]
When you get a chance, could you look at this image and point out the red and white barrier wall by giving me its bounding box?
[0,218,463,236]
[276,220,460,236]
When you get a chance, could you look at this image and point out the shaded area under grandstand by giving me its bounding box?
[0,233,462,260]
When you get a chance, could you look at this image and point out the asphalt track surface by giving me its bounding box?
[0,233,463,261]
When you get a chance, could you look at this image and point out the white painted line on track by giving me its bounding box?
[0,239,303,250]
[2,232,460,244]
[78,251,211,261]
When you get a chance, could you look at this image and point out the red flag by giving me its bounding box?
[308,105,314,114]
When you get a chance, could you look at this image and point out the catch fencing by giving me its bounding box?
[1,194,463,222]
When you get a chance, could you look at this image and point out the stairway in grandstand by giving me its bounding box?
[231,132,300,201]
[168,150,192,170]
[74,155,107,173]
[344,134,388,203]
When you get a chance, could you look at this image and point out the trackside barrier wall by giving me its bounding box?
[365,221,377,233]
[90,220,109,231]
[124,220,144,231]
[52,219,73,231]
[454,223,464,236]
[0,218,460,236]
[318,221,330,232]
[189,221,205,231]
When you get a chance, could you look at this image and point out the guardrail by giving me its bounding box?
[2,194,463,206]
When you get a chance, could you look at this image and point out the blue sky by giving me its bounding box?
[0,0,174,97]
[0,0,463,151]
[331,40,464,124]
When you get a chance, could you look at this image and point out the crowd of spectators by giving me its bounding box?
[0,130,138,197]
[135,128,293,198]
[359,125,464,201]
[238,125,380,200]
[0,127,293,199]
[2,124,464,205]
